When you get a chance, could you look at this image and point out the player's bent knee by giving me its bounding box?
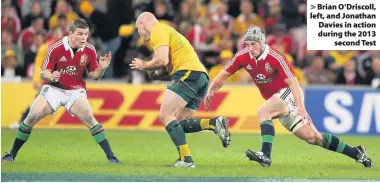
[158,113,177,126]
[176,115,185,122]
[24,111,39,126]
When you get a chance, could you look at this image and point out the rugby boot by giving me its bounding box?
[213,116,231,148]
[356,145,373,168]
[108,155,121,164]
[168,159,195,168]
[1,152,15,162]
[245,149,272,167]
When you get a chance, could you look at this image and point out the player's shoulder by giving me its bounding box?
[84,42,96,53]
[155,22,177,35]
[233,48,250,60]
[153,22,168,32]
[46,38,64,52]
[267,46,287,61]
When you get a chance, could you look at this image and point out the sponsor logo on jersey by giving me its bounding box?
[246,64,252,70]
[255,74,272,84]
[60,66,77,75]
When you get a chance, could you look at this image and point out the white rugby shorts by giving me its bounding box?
[38,85,87,115]
[274,87,307,133]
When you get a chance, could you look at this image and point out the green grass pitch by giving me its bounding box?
[1,129,379,181]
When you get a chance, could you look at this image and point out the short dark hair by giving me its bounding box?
[69,18,89,32]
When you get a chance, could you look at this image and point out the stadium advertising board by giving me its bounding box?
[1,82,289,133]
[305,87,380,135]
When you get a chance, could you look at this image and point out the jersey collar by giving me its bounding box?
[63,36,85,52]
[257,44,269,61]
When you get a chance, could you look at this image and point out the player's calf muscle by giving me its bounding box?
[24,112,38,126]
[295,126,322,145]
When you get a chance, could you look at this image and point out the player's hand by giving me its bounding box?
[298,106,311,123]
[99,51,112,70]
[52,71,61,82]
[129,58,147,70]
[204,90,215,112]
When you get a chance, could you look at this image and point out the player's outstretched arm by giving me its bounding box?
[88,67,106,80]
[88,51,111,80]
[285,77,304,108]
[130,46,169,70]
[285,77,310,120]
[205,70,232,111]
[208,70,231,93]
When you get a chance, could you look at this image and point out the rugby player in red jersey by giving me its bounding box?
[2,19,120,164]
[205,26,373,168]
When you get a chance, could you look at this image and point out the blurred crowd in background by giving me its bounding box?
[1,0,380,88]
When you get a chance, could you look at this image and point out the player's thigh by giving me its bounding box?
[176,107,196,121]
[165,71,197,112]
[38,85,65,112]
[159,89,188,124]
[26,85,62,126]
[259,95,289,120]
[275,88,308,133]
[26,95,54,126]
[164,70,208,121]
[68,90,96,128]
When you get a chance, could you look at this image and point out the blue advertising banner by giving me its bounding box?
[305,87,380,135]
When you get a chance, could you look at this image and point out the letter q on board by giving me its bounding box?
[338,4,345,10]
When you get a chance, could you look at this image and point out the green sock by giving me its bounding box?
[90,124,106,143]
[166,120,193,162]
[260,120,275,158]
[11,122,33,155]
[321,133,359,160]
[180,117,217,133]
[90,124,114,158]
[16,122,32,141]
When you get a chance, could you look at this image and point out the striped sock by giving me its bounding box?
[321,134,359,160]
[90,124,114,158]
[260,120,275,158]
[10,122,33,155]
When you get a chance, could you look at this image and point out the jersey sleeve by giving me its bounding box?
[41,44,57,70]
[87,47,99,72]
[223,54,242,74]
[272,51,294,79]
[149,24,170,50]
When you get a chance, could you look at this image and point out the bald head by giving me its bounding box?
[136,12,158,26]
[136,12,159,41]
